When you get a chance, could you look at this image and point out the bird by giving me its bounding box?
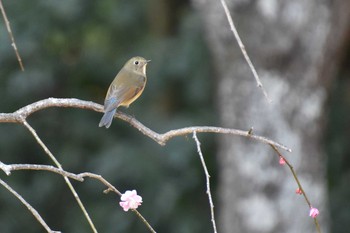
[99,56,149,128]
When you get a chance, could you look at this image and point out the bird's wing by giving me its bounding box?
[104,83,144,112]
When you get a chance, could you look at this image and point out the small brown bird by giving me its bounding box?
[99,56,149,128]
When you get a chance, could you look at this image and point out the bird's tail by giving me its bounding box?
[98,109,116,128]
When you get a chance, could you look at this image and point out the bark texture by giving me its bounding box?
[191,0,339,232]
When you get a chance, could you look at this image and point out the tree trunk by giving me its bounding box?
[191,0,339,232]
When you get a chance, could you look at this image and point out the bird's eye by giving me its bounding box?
[134,60,139,65]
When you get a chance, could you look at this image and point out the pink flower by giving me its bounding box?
[279,157,286,165]
[295,188,303,195]
[119,190,142,212]
[309,207,319,218]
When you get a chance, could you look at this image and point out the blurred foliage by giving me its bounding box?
[0,0,216,232]
[326,44,350,233]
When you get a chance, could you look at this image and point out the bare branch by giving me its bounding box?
[0,162,84,181]
[0,162,121,197]
[0,163,117,196]
[0,178,60,233]
[0,98,291,152]
[219,0,271,102]
[0,0,24,71]
[193,132,217,233]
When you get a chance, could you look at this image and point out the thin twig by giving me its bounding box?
[78,172,122,196]
[131,209,157,233]
[219,0,270,102]
[270,144,321,233]
[0,0,24,71]
[22,120,98,233]
[0,162,84,181]
[193,132,218,233]
[0,178,60,233]
[0,163,117,194]
[0,98,290,152]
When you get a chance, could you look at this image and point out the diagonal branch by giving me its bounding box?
[0,178,60,233]
[219,0,271,102]
[0,97,291,152]
[193,132,218,233]
[0,0,24,71]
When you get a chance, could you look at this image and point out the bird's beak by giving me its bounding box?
[146,60,151,63]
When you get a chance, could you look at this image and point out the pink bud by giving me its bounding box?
[279,157,286,165]
[309,207,319,218]
[295,188,303,195]
[119,190,143,212]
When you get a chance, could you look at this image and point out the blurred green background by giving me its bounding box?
[0,0,349,233]
[0,0,216,232]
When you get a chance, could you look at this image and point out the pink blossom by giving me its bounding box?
[279,157,286,165]
[309,207,319,218]
[295,188,303,195]
[119,190,142,211]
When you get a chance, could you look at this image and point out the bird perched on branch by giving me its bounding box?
[99,56,150,128]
